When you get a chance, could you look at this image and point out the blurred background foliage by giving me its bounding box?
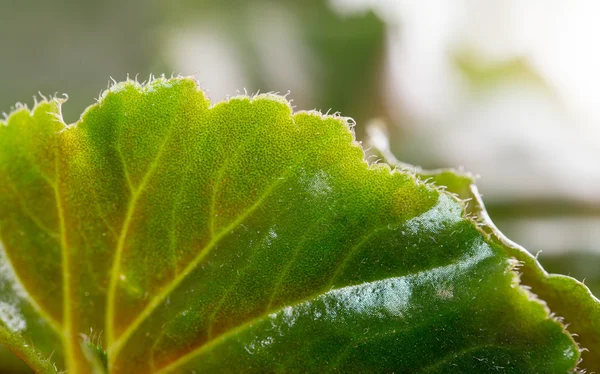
[1,0,599,371]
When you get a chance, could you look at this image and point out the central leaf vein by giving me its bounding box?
[154,253,480,374]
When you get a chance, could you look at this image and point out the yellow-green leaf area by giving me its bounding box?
[0,77,588,373]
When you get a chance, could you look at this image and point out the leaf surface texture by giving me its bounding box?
[0,77,595,373]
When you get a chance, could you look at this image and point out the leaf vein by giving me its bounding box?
[264,218,326,311]
[106,116,180,351]
[154,256,479,374]
[53,152,77,372]
[109,164,296,360]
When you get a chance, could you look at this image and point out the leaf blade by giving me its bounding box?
[0,77,593,373]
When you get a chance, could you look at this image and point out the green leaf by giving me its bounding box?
[369,137,600,374]
[425,174,600,374]
[0,77,596,373]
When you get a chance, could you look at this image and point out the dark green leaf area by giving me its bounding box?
[0,78,581,373]
[137,230,575,374]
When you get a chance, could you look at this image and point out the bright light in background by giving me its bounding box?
[163,22,251,101]
[331,0,600,254]
[331,0,600,201]
[525,1,600,125]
